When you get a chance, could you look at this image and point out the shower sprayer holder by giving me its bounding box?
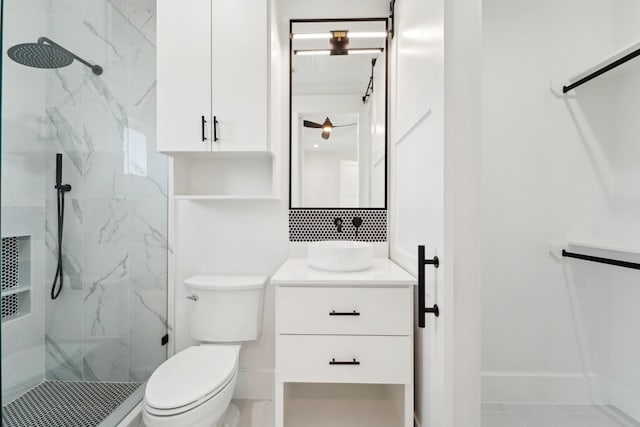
[55,183,72,193]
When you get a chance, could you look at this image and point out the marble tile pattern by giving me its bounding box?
[41,0,168,383]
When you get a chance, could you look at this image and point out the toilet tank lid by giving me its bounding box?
[185,275,267,290]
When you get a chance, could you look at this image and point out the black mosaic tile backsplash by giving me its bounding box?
[289,209,387,242]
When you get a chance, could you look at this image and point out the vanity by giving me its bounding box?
[272,257,416,427]
[275,12,413,426]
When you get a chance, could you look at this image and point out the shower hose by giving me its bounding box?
[51,185,68,300]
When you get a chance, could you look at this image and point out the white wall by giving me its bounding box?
[482,1,640,416]
[362,52,386,208]
[604,6,640,415]
[303,151,356,207]
[370,51,386,208]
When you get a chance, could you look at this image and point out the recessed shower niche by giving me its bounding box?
[1,236,31,322]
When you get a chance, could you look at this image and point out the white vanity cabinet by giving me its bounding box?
[272,259,416,427]
[157,0,268,153]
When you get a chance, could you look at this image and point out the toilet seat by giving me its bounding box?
[144,369,236,417]
[144,345,238,416]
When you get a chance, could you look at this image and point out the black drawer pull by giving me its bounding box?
[329,310,360,316]
[213,115,219,141]
[201,116,207,141]
[329,358,360,365]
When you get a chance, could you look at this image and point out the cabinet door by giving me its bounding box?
[211,0,267,151]
[157,0,212,152]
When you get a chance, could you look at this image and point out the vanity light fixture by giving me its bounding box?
[294,48,383,56]
[292,31,387,40]
[293,29,384,56]
[330,31,349,55]
[350,31,388,39]
[348,48,384,55]
[294,49,331,56]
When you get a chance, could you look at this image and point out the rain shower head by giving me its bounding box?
[7,37,103,75]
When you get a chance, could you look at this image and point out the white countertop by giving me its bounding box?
[270,258,417,286]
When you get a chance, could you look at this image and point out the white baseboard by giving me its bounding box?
[603,378,640,422]
[481,371,600,404]
[234,368,275,400]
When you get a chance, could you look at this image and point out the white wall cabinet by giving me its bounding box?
[157,0,268,153]
[272,259,416,427]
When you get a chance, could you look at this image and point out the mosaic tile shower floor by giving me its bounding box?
[2,381,141,427]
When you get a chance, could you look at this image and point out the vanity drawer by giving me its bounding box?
[277,287,411,336]
[277,335,412,384]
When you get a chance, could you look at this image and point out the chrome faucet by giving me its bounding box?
[334,217,343,233]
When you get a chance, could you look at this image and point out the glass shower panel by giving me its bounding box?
[1,0,167,424]
[1,0,49,404]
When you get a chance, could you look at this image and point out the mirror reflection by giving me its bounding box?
[290,19,387,209]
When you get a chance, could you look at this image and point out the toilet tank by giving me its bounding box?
[184,275,267,342]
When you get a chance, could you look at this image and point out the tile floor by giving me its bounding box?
[120,399,275,427]
[2,381,141,427]
[235,399,275,427]
[126,399,640,427]
[482,403,640,427]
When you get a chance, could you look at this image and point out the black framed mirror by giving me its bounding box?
[289,18,388,210]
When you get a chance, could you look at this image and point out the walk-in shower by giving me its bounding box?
[1,0,168,426]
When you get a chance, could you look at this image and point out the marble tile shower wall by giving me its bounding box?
[43,0,168,383]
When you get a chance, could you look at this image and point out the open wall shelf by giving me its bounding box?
[562,38,640,93]
[1,236,32,323]
[283,383,407,427]
[171,151,281,200]
[174,195,281,201]
[551,241,640,271]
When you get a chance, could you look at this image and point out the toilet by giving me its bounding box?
[143,275,267,427]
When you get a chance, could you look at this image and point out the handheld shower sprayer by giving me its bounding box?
[51,154,72,300]
[55,154,71,193]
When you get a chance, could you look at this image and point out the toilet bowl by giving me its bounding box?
[143,345,240,427]
[143,275,267,427]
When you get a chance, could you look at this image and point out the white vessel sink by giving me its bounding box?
[307,241,374,272]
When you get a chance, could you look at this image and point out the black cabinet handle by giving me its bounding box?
[213,115,219,142]
[329,310,360,316]
[201,116,207,142]
[418,245,440,328]
[329,358,360,365]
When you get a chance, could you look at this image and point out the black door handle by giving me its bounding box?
[329,358,360,365]
[418,245,440,328]
[329,310,360,316]
[201,116,207,141]
[213,115,219,142]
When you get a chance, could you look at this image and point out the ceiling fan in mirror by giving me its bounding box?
[303,117,356,140]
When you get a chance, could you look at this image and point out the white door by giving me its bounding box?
[339,160,359,207]
[390,0,451,425]
[211,0,267,151]
[157,0,212,152]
